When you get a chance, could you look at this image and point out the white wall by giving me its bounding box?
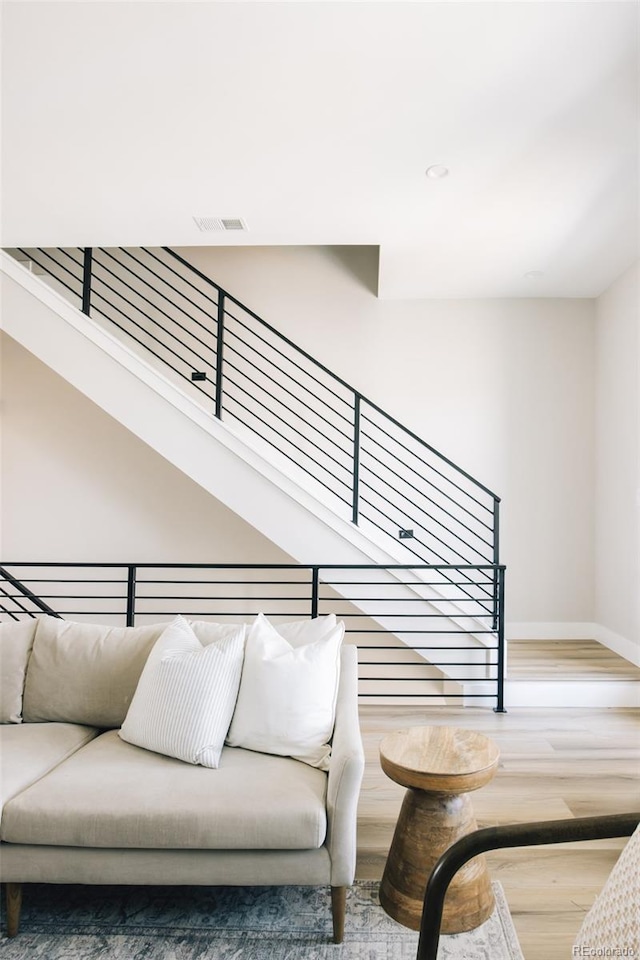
[179,245,597,628]
[1,245,597,630]
[595,260,640,661]
[0,332,290,566]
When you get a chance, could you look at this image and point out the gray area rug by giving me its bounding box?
[0,880,524,959]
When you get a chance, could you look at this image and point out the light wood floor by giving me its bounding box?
[357,703,640,960]
[507,639,640,680]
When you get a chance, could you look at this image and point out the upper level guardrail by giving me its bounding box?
[0,561,507,711]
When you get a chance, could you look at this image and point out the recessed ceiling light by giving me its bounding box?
[524,270,544,280]
[425,165,449,180]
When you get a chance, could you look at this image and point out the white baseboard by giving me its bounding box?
[593,624,640,668]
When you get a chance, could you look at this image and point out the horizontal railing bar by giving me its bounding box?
[16,249,81,301]
[90,278,214,368]
[222,404,353,505]
[144,247,220,311]
[313,614,494,620]
[221,391,353,490]
[164,248,364,401]
[359,473,494,562]
[223,345,353,449]
[128,594,313,602]
[357,502,494,604]
[117,248,218,337]
[11,579,129,584]
[107,611,314,617]
[2,594,127,601]
[357,693,494,698]
[90,300,215,400]
[163,250,501,503]
[355,645,497,649]
[57,247,85,271]
[351,628,497,634]
[2,562,504,570]
[361,404,500,503]
[224,330,353,440]
[353,531,493,615]
[94,250,216,353]
[224,308,354,414]
[362,676,497,682]
[0,586,31,618]
[361,411,495,514]
[319,595,501,601]
[0,566,61,618]
[0,606,21,621]
[34,247,83,284]
[360,440,494,537]
[358,496,494,579]
[137,580,312,586]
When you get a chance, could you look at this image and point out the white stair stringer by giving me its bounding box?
[1,252,495,687]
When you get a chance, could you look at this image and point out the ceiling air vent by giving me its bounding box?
[193,216,248,232]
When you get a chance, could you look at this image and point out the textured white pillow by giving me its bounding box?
[120,616,246,768]
[226,613,344,770]
[276,614,337,646]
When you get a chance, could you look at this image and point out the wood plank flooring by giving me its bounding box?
[357,703,640,960]
[507,639,640,679]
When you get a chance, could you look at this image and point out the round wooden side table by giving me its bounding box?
[379,725,500,934]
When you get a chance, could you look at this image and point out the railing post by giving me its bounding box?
[494,566,506,713]
[492,498,500,629]
[81,247,93,316]
[311,567,319,619]
[215,292,226,419]
[352,393,361,525]
[126,565,137,627]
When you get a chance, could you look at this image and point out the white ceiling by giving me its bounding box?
[1,1,638,298]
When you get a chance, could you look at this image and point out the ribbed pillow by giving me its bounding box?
[119,616,246,768]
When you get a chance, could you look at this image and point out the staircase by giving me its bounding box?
[1,246,505,707]
[505,639,640,707]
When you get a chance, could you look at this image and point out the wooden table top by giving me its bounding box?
[379,725,500,793]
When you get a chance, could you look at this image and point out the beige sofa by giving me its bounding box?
[0,616,365,942]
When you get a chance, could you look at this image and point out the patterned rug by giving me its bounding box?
[0,880,524,959]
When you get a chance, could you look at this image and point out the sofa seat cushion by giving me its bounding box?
[0,722,99,812]
[1,729,328,850]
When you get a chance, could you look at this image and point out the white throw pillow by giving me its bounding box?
[276,614,337,646]
[226,613,344,770]
[120,616,246,768]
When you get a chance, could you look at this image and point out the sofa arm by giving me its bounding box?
[326,644,365,887]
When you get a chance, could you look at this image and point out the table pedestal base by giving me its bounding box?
[379,788,494,933]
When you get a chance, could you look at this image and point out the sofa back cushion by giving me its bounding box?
[22,618,167,727]
[0,620,38,723]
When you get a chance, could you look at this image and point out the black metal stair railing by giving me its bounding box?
[9,246,502,619]
[0,562,507,711]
